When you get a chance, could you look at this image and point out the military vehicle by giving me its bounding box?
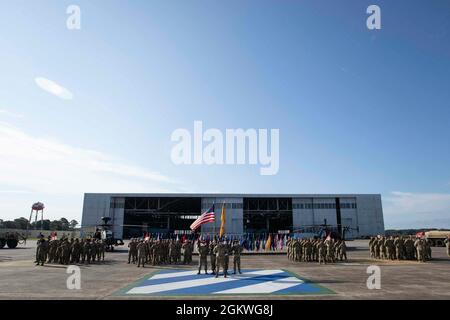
[425,230,450,247]
[95,217,124,251]
[292,224,359,240]
[0,231,26,249]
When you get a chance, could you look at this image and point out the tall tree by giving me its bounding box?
[69,220,79,230]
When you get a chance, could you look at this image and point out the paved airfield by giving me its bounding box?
[0,240,449,299]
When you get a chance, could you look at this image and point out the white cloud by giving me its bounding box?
[383,191,450,229]
[35,77,73,100]
[0,109,24,118]
[0,122,183,221]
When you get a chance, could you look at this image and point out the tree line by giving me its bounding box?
[0,217,79,231]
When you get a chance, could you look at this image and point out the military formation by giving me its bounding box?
[369,236,432,262]
[35,236,107,266]
[127,238,189,267]
[127,237,244,277]
[287,238,347,264]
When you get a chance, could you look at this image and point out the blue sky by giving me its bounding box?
[1,0,449,228]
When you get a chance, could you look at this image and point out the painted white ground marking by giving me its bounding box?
[213,276,303,294]
[150,270,199,280]
[127,269,285,294]
[127,274,236,294]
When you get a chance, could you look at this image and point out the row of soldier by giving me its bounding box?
[35,237,106,266]
[127,237,244,277]
[197,239,243,277]
[128,238,193,267]
[369,236,432,262]
[287,238,347,264]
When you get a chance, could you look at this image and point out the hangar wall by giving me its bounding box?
[81,193,384,239]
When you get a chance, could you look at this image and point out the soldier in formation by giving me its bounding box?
[209,240,217,275]
[197,240,209,274]
[287,238,347,264]
[445,236,450,257]
[130,237,185,268]
[35,236,107,266]
[214,240,230,278]
[128,236,245,276]
[231,240,243,274]
[369,235,432,262]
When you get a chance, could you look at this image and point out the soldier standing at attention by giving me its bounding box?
[71,238,81,263]
[394,236,404,260]
[183,240,192,264]
[445,236,450,257]
[414,237,424,262]
[209,241,217,275]
[318,240,327,264]
[214,240,229,278]
[424,239,432,261]
[369,237,375,258]
[338,240,347,261]
[137,240,147,267]
[36,237,48,266]
[128,238,137,264]
[231,240,243,274]
[197,240,209,274]
[84,238,92,264]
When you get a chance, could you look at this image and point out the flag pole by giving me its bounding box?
[213,206,216,239]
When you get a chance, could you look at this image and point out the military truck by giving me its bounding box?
[425,230,450,247]
[0,231,26,249]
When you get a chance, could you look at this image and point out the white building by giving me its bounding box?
[81,193,384,239]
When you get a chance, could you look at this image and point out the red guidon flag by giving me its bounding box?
[190,204,215,231]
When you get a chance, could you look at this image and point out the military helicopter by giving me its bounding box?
[291,220,359,241]
[94,217,124,251]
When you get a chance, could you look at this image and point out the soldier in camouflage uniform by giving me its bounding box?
[47,239,58,263]
[312,239,319,262]
[209,241,217,274]
[91,239,98,263]
[318,240,327,264]
[60,239,71,265]
[83,238,92,264]
[369,237,375,258]
[197,240,209,274]
[231,240,243,274]
[394,236,404,260]
[214,240,229,278]
[414,237,425,262]
[286,238,292,260]
[293,239,300,262]
[326,239,336,263]
[304,239,312,262]
[169,240,177,264]
[405,236,415,260]
[128,238,137,264]
[98,240,106,261]
[424,239,432,261]
[71,238,81,263]
[36,238,48,266]
[385,237,395,260]
[137,240,147,267]
[183,240,193,264]
[445,236,450,257]
[337,240,347,261]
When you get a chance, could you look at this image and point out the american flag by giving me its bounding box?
[190,204,215,231]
